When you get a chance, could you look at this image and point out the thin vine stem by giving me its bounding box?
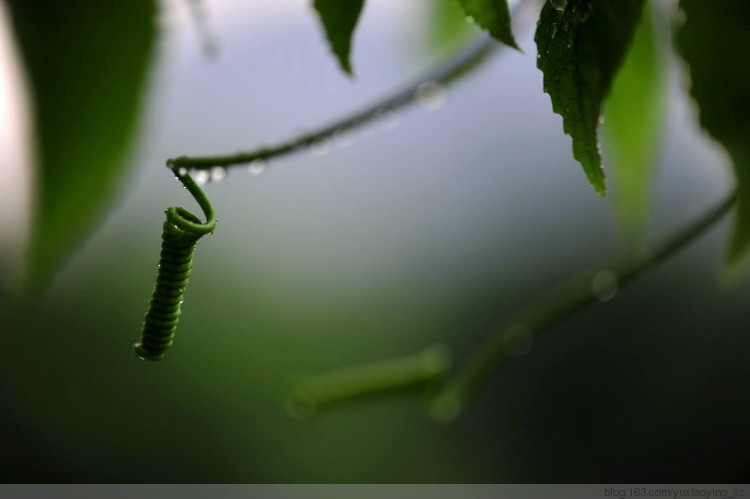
[286,345,452,419]
[167,35,503,171]
[428,190,738,421]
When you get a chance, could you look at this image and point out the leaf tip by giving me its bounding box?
[506,37,522,52]
[312,0,364,78]
[340,60,355,78]
[589,165,607,196]
[578,153,607,196]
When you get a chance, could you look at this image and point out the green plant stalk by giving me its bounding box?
[429,190,737,421]
[168,0,536,171]
[286,345,452,419]
[167,35,501,171]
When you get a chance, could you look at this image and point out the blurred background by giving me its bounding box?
[1,0,748,483]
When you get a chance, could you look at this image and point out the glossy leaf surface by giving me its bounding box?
[458,0,518,49]
[535,0,647,195]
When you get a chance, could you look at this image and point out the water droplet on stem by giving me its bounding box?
[377,106,400,130]
[194,170,210,185]
[311,137,332,156]
[415,81,447,111]
[333,126,355,147]
[247,159,267,176]
[592,270,618,302]
[502,324,533,357]
[210,166,227,182]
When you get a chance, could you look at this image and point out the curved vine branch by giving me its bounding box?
[133,167,217,361]
[283,190,736,420]
[428,190,738,421]
[167,34,503,171]
[286,345,452,419]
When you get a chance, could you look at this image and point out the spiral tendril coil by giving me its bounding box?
[133,167,217,361]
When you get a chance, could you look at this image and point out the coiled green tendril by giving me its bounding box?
[133,167,217,361]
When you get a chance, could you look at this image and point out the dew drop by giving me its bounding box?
[333,126,355,147]
[177,167,188,177]
[210,166,227,182]
[415,81,447,111]
[502,324,533,357]
[377,106,400,130]
[247,159,267,176]
[194,169,210,185]
[310,136,332,156]
[285,390,317,420]
[548,23,558,38]
[464,15,475,24]
[592,269,618,302]
[598,115,605,125]
[549,0,567,11]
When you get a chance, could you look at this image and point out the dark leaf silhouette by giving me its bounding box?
[313,0,365,76]
[676,0,750,262]
[535,0,647,195]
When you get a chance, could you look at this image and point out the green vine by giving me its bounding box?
[289,190,736,420]
[133,167,217,361]
[166,35,500,172]
[135,1,744,422]
[429,190,737,421]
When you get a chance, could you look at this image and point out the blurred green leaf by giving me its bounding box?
[675,0,750,263]
[602,4,664,247]
[6,0,156,293]
[457,0,518,49]
[425,0,475,53]
[313,0,365,76]
[535,0,647,195]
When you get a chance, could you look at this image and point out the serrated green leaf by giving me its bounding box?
[675,0,750,263]
[535,0,647,195]
[457,0,519,49]
[313,0,365,76]
[602,4,664,247]
[5,0,156,293]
